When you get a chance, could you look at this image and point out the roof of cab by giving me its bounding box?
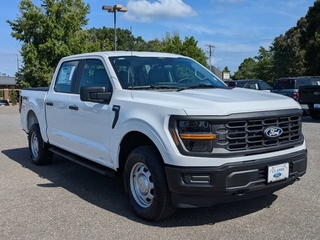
[61,51,184,60]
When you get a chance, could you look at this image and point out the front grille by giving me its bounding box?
[169,109,304,157]
[216,115,302,151]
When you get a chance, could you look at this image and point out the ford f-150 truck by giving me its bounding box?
[299,83,320,120]
[20,51,307,221]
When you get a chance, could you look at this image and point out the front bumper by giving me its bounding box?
[165,150,307,208]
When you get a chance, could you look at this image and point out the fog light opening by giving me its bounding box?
[182,174,211,184]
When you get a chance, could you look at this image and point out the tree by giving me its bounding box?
[254,46,274,83]
[223,66,230,72]
[7,0,92,87]
[9,87,18,105]
[162,32,207,66]
[304,0,320,75]
[233,58,257,80]
[271,18,307,80]
[144,39,163,52]
[87,27,138,51]
[86,28,207,64]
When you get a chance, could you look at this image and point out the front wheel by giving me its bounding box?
[28,124,53,165]
[124,146,176,221]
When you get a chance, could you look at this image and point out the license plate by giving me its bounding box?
[267,163,289,183]
[314,104,320,108]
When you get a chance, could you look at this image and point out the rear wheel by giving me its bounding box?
[124,146,176,221]
[310,110,320,120]
[28,124,53,165]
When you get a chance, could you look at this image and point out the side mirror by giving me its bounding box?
[80,86,112,103]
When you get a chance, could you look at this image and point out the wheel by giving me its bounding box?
[310,110,320,120]
[28,123,53,165]
[124,146,176,221]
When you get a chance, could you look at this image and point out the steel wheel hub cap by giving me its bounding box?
[130,162,154,208]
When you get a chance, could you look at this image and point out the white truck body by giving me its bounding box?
[20,51,307,221]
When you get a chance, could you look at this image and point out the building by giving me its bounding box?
[207,66,223,79]
[0,76,20,101]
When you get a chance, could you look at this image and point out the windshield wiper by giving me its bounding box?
[127,85,180,90]
[177,84,221,92]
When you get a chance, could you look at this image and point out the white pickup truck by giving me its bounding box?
[20,51,307,221]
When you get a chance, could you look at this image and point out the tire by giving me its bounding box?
[124,146,176,221]
[309,110,320,120]
[28,124,53,165]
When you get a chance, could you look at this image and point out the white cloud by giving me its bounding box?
[171,23,216,35]
[125,0,197,22]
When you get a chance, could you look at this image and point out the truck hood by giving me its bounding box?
[130,87,301,115]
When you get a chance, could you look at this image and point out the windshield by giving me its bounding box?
[109,56,226,90]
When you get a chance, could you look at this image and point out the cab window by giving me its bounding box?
[54,61,79,93]
[78,59,112,93]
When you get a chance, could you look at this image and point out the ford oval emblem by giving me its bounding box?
[313,91,320,96]
[264,126,283,138]
[273,172,282,178]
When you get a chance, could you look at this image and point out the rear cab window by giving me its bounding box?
[54,61,79,93]
[273,79,295,89]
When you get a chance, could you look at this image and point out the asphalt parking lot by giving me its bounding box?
[1,105,319,240]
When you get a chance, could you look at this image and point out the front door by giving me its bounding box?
[68,58,113,167]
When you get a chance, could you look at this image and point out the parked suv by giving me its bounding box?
[224,79,272,91]
[272,76,320,113]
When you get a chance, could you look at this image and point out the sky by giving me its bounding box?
[0,0,316,77]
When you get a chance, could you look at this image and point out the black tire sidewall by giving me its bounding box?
[28,124,52,165]
[310,110,320,120]
[124,146,174,221]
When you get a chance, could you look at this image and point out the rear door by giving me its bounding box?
[46,60,81,150]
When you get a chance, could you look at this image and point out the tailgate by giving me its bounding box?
[299,86,320,103]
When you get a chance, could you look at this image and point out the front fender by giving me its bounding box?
[109,116,178,168]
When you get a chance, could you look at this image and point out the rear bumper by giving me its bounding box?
[165,150,307,208]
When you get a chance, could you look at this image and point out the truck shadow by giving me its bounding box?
[301,115,320,123]
[2,147,277,227]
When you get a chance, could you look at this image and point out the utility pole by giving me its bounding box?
[14,54,19,72]
[205,44,215,72]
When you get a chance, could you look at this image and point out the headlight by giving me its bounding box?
[170,120,216,152]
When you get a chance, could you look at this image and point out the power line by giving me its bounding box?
[217,38,274,48]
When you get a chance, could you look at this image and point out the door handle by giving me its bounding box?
[46,102,53,106]
[69,105,79,111]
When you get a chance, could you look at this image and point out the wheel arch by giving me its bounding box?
[118,131,162,174]
[26,110,39,132]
